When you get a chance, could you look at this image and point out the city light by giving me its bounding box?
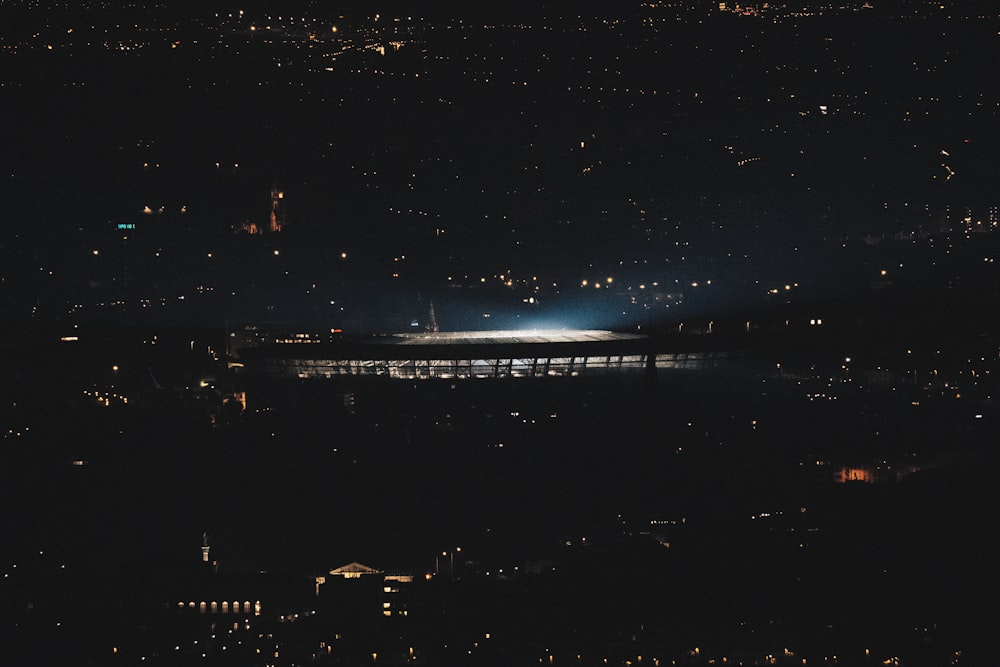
[0,2,991,664]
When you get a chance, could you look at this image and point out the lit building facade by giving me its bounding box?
[237,330,723,381]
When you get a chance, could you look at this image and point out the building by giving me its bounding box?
[315,562,416,621]
[235,328,723,381]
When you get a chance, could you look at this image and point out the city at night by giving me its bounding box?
[1,1,996,665]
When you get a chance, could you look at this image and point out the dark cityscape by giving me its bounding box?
[1,1,997,664]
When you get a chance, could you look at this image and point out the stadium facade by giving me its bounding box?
[234,329,723,380]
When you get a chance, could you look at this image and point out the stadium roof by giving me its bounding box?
[385,329,645,346]
[241,328,649,360]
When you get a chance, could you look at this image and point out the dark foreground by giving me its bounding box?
[1,327,996,666]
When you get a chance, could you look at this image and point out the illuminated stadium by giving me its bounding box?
[235,329,722,380]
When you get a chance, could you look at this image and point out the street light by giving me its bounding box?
[435,547,462,578]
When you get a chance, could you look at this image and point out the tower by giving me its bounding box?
[201,532,211,563]
[268,187,285,233]
[426,302,439,334]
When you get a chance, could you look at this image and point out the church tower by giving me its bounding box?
[268,187,285,233]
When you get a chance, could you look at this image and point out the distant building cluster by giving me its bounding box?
[240,187,286,235]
